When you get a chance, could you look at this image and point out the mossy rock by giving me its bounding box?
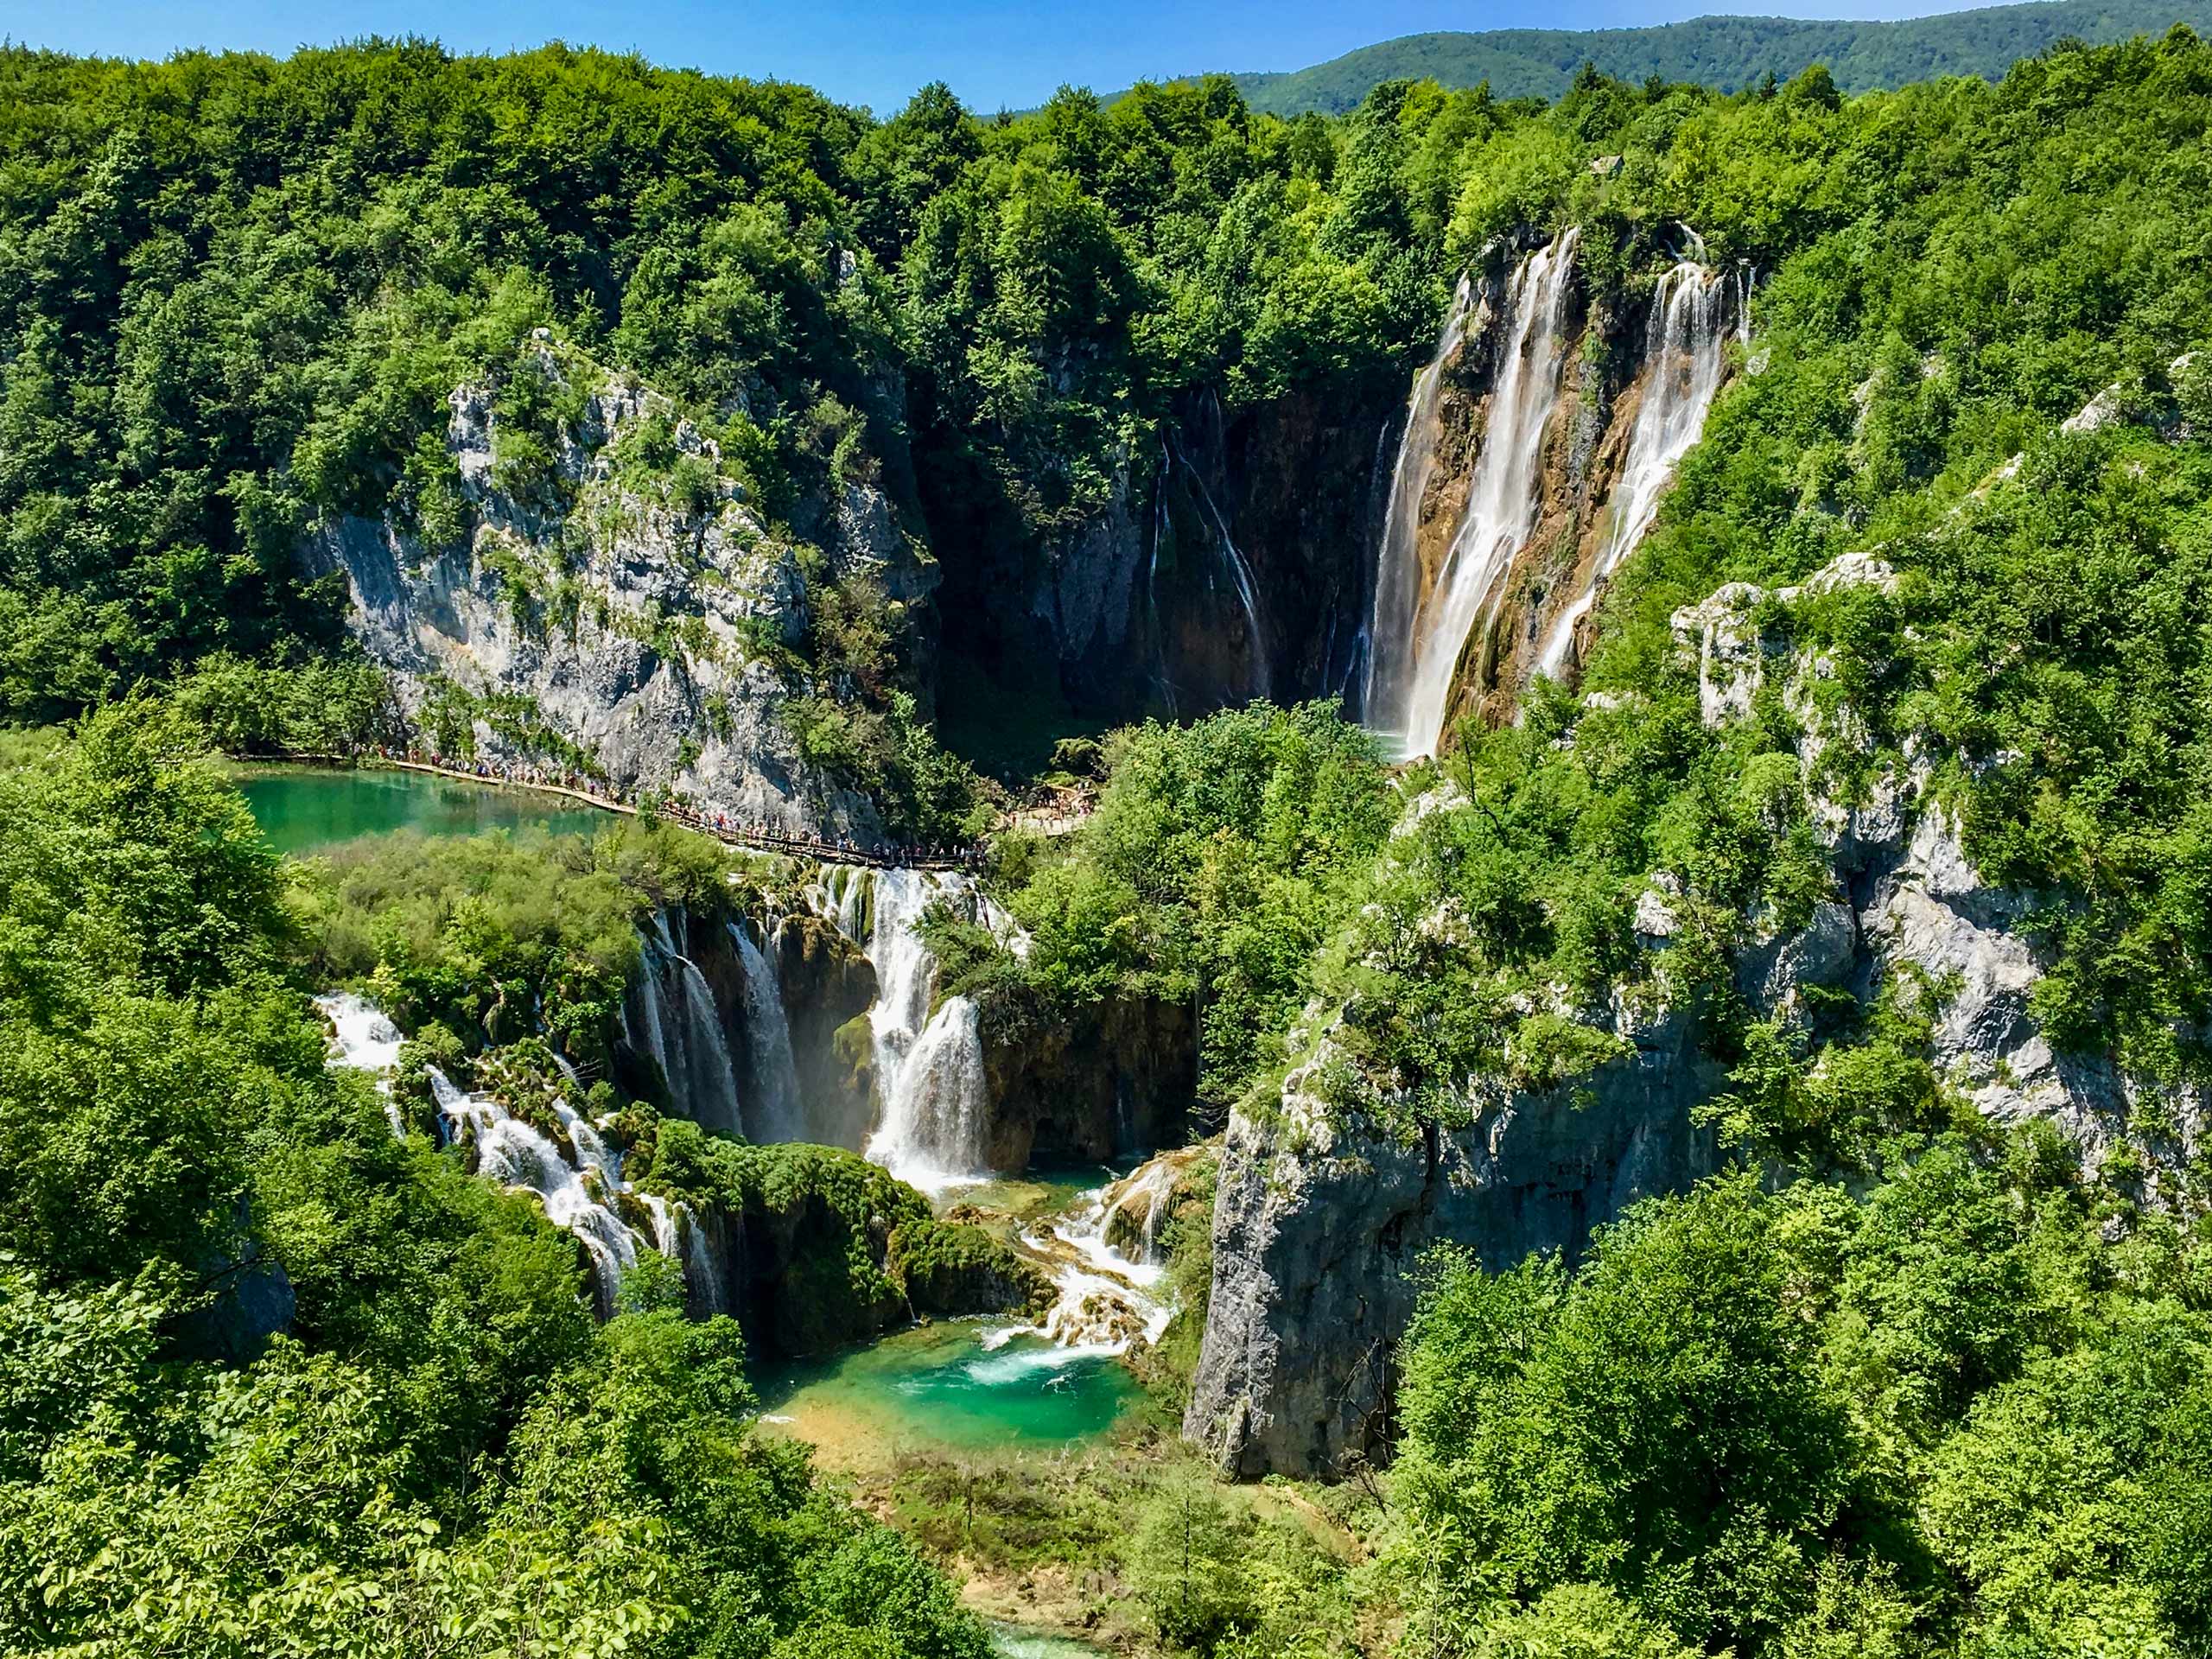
[887,1218,1052,1319]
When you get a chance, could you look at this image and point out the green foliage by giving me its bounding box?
[172,652,396,755]
[1394,1145,2212,1658]
[0,697,993,1656]
[1211,0,2212,115]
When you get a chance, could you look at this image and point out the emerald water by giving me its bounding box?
[236,766,606,855]
[756,1321,1141,1464]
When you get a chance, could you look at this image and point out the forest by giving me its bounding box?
[1215,0,2212,113]
[3,16,2211,1659]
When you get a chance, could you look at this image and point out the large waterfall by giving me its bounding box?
[1368,230,1583,760]
[1533,252,1738,681]
[1360,276,1477,728]
[869,994,992,1193]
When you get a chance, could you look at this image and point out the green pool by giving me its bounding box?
[755,1321,1141,1465]
[236,765,607,855]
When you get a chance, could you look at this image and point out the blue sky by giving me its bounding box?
[5,0,1980,114]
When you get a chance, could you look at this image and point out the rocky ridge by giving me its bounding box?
[1184,549,2209,1478]
[302,335,933,842]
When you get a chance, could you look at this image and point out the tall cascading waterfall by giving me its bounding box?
[854,867,995,1194]
[1366,230,1582,760]
[870,994,991,1193]
[728,918,804,1143]
[624,909,744,1138]
[1360,275,1477,726]
[1531,251,1738,682]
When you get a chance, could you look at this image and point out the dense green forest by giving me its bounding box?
[1205,0,2212,114]
[4,16,2212,1659]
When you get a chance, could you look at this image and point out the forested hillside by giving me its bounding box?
[3,19,2212,1659]
[1216,0,2212,112]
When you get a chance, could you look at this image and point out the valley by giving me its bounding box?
[3,20,2211,1659]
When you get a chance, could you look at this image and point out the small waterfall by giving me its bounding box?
[807,863,873,944]
[867,994,991,1194]
[1370,230,1582,759]
[1101,1157,1181,1265]
[316,991,407,1135]
[627,914,744,1138]
[1006,1179,1173,1354]
[729,918,804,1142]
[1148,451,1179,716]
[1362,276,1477,727]
[429,1065,643,1314]
[1173,445,1271,702]
[1533,251,1735,682]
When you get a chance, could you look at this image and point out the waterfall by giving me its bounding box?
[1369,230,1582,760]
[1533,253,1735,683]
[868,994,991,1194]
[626,914,744,1138]
[1362,276,1477,727]
[315,991,407,1135]
[1002,1178,1173,1354]
[850,866,1000,1194]
[729,919,804,1142]
[1174,447,1271,702]
[1148,451,1179,716]
[429,1065,643,1313]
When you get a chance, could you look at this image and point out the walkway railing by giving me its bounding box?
[260,750,986,872]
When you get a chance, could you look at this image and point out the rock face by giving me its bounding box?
[1185,549,2209,1478]
[1185,995,1719,1479]
[931,378,1403,726]
[300,337,931,842]
[978,994,1196,1169]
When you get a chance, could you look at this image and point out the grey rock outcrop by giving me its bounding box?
[302,339,931,842]
[1185,550,2206,1478]
[1186,987,1719,1478]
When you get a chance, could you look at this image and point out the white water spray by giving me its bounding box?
[1362,275,1477,726]
[1372,230,1582,759]
[1533,253,1736,681]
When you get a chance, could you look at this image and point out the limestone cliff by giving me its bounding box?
[302,335,933,842]
[1185,550,2209,1478]
[937,378,1402,728]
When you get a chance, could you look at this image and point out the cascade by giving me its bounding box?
[1007,1179,1173,1355]
[1101,1157,1180,1264]
[315,991,406,1135]
[626,912,744,1138]
[320,992,719,1316]
[728,918,804,1142]
[1368,231,1582,759]
[1360,275,1477,727]
[868,993,991,1193]
[1533,251,1735,682]
[429,1065,642,1313]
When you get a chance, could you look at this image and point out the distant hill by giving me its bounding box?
[1195,0,2212,114]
